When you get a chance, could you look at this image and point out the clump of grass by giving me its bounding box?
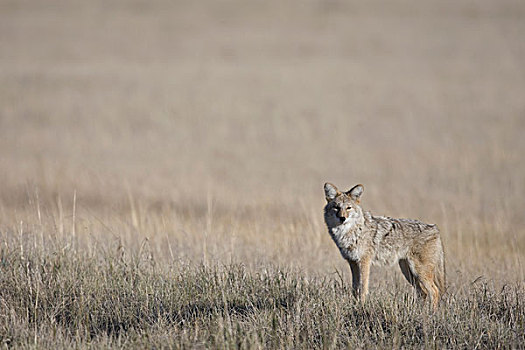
[1,236,523,349]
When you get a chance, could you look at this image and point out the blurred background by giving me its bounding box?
[1,0,524,283]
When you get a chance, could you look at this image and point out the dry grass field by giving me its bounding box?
[1,0,524,348]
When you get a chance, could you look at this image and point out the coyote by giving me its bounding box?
[323,183,445,308]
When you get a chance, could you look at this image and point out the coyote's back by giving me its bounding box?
[323,182,445,309]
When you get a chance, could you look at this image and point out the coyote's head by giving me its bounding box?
[323,183,364,228]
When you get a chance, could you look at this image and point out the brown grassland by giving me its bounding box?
[1,0,524,348]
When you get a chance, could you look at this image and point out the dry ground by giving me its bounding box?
[0,0,524,348]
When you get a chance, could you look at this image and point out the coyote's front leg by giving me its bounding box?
[348,256,371,303]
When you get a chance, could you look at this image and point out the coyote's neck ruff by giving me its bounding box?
[323,183,445,309]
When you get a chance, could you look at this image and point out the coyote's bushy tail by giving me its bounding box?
[434,237,446,297]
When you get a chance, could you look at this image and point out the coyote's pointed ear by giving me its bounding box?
[324,183,339,202]
[347,184,364,202]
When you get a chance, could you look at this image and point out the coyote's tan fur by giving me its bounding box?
[323,183,445,308]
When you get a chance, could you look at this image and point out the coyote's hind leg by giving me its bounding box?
[402,256,441,309]
[399,258,424,298]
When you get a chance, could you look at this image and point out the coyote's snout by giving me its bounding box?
[323,183,445,309]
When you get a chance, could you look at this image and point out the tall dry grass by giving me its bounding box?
[1,0,524,347]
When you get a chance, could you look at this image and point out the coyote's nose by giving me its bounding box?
[338,216,346,223]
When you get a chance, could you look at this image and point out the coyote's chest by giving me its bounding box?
[329,218,365,261]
